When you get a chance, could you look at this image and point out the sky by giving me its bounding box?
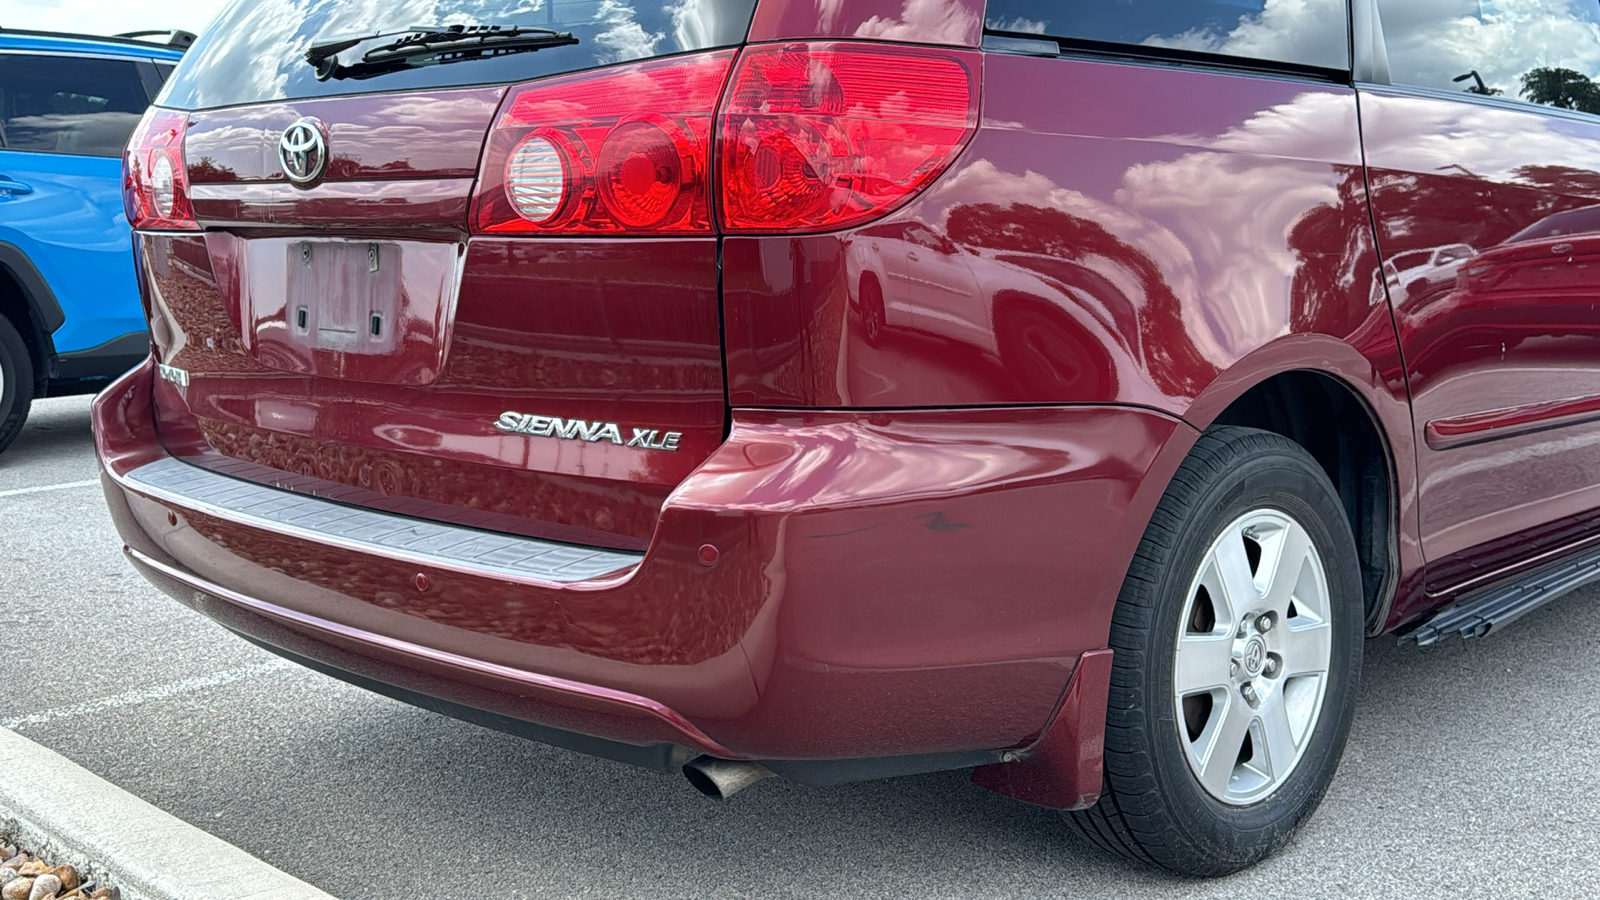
[0,0,231,40]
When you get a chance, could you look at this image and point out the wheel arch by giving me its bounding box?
[1178,337,1413,634]
[0,242,60,389]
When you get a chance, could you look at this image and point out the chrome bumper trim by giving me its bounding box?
[121,457,642,584]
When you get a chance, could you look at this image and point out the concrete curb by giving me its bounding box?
[0,727,338,900]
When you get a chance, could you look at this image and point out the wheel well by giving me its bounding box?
[0,266,46,388]
[1210,371,1393,630]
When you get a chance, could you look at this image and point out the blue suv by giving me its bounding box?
[0,29,187,455]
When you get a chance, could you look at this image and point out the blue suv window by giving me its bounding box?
[984,0,1350,70]
[0,54,150,158]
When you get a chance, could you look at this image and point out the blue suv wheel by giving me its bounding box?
[0,313,29,453]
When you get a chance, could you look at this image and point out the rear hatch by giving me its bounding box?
[128,0,758,550]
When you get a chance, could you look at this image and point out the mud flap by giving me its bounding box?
[969,648,1114,810]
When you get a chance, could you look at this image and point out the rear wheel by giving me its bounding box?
[0,315,33,457]
[1069,426,1363,875]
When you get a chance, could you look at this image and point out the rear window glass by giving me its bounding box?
[1377,0,1600,114]
[984,0,1350,71]
[158,0,759,110]
[0,54,151,157]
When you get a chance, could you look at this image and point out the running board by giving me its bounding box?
[1402,545,1600,646]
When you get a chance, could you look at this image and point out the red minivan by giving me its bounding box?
[94,0,1600,875]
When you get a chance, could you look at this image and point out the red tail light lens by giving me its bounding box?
[124,108,198,231]
[717,43,979,233]
[474,51,736,235]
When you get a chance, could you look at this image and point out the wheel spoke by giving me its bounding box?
[1261,523,1314,617]
[1174,635,1233,695]
[1197,694,1252,797]
[1257,691,1300,780]
[1209,532,1258,624]
[1278,622,1332,678]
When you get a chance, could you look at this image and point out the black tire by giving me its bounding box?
[0,315,33,458]
[1068,426,1363,876]
[860,275,886,347]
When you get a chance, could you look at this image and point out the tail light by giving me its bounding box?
[717,43,978,233]
[473,51,736,234]
[124,108,198,231]
[473,42,980,237]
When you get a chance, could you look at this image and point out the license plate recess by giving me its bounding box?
[239,238,460,386]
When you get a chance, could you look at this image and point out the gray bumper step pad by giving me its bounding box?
[122,457,643,584]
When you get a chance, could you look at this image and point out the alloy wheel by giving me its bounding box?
[1172,508,1334,805]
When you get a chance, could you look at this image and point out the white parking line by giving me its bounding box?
[2,660,298,730]
[0,478,100,498]
[0,727,340,900]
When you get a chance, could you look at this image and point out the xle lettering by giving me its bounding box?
[628,429,682,452]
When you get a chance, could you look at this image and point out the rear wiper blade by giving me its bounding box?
[306,24,578,81]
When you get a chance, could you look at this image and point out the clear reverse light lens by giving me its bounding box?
[505,136,566,223]
[151,154,176,218]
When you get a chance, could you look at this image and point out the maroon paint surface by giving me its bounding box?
[98,361,1178,758]
[138,215,726,546]
[188,180,473,230]
[183,87,504,183]
[1362,90,1600,601]
[726,56,1394,413]
[747,0,983,47]
[722,55,1423,622]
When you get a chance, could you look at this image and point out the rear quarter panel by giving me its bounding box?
[724,57,1415,572]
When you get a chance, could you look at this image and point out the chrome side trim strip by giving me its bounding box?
[121,457,642,584]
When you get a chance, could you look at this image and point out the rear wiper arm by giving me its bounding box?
[306,24,578,81]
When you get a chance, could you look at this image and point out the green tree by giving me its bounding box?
[1520,67,1600,115]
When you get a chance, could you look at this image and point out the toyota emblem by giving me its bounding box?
[279,117,328,184]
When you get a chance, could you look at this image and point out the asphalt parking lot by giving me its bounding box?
[3,394,1600,899]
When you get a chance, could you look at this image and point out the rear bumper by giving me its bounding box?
[95,356,1185,774]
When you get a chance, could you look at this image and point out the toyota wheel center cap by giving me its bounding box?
[1242,637,1267,677]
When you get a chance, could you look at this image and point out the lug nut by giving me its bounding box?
[1256,613,1275,633]
[1230,660,1240,677]
[1241,683,1259,705]
[1264,656,1280,677]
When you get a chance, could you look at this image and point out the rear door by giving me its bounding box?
[141,0,755,549]
[1362,0,1600,585]
[0,51,154,354]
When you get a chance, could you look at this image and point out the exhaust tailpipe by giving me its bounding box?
[682,756,776,800]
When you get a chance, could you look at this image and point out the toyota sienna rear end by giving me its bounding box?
[96,0,1464,876]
